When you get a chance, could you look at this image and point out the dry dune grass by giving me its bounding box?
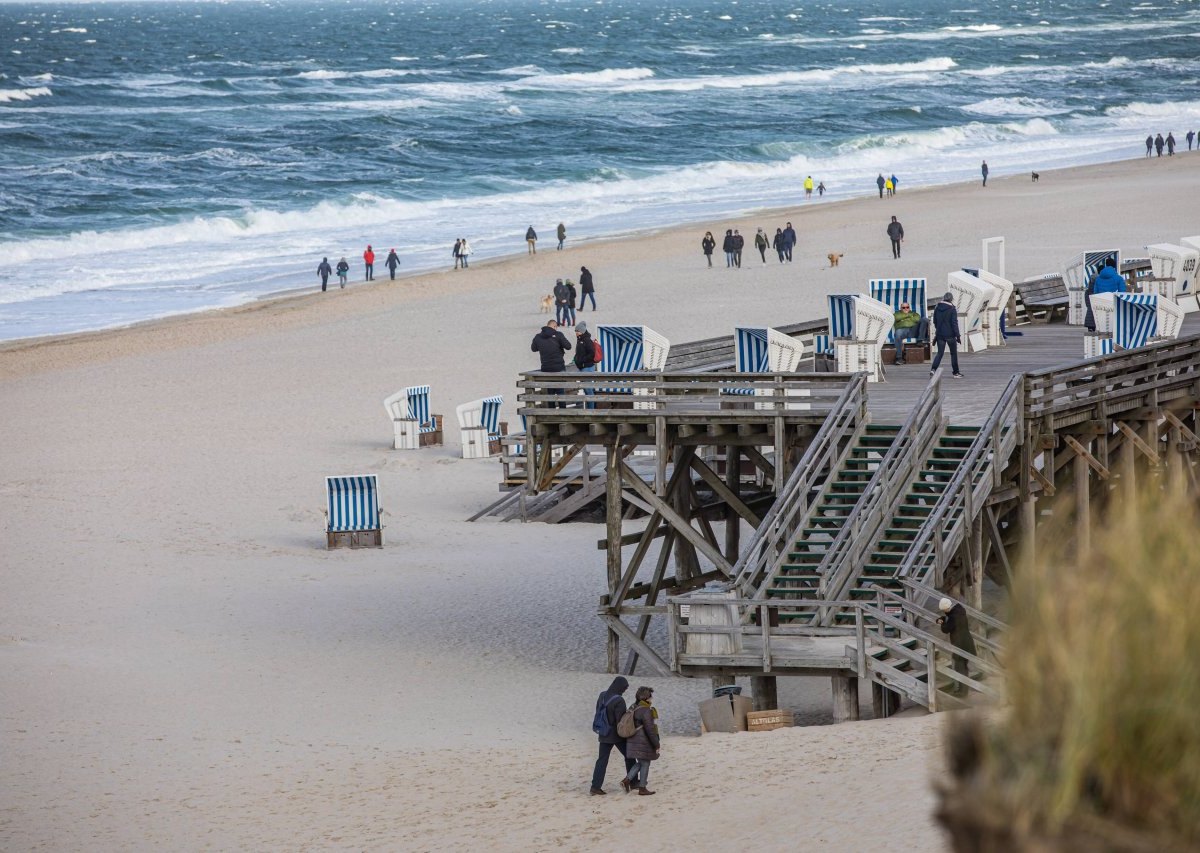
[938,489,1200,852]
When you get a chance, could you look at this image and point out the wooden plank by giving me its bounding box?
[689,454,763,527]
[1063,434,1110,480]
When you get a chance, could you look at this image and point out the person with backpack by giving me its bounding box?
[589,676,633,795]
[619,685,661,796]
[335,257,349,288]
[575,321,601,409]
[317,256,332,292]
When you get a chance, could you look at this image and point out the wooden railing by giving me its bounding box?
[729,374,869,595]
[814,372,945,623]
[898,374,1024,588]
[516,370,853,418]
[664,318,831,373]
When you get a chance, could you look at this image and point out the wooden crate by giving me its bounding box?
[746,709,794,732]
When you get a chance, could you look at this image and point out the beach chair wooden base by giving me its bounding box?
[326,529,383,549]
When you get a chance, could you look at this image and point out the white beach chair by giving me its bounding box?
[946,271,991,353]
[325,475,383,549]
[595,324,671,412]
[1144,243,1200,314]
[733,326,808,410]
[828,294,894,383]
[1087,293,1184,358]
[965,268,1014,347]
[456,395,506,459]
[383,385,444,450]
[1063,250,1120,326]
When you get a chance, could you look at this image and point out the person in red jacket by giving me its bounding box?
[363,245,375,281]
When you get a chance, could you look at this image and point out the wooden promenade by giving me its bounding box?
[491,308,1200,719]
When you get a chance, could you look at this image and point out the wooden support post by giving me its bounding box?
[1074,442,1091,557]
[724,445,741,562]
[872,683,901,719]
[968,518,984,611]
[1121,427,1136,499]
[1169,424,1186,496]
[750,675,778,712]
[605,444,623,674]
[831,675,860,723]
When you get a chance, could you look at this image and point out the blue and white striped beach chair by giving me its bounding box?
[383,385,444,450]
[730,327,806,402]
[1115,293,1184,349]
[869,278,928,346]
[456,394,506,459]
[596,325,670,408]
[325,475,383,548]
[813,294,855,360]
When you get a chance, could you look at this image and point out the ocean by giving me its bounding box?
[1,0,1198,341]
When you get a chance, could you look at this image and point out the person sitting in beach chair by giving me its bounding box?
[891,302,927,364]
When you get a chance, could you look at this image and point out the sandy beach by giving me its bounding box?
[2,154,1197,851]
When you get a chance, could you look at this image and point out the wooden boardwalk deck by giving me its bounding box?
[866,314,1200,424]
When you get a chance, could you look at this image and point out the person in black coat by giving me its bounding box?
[722,229,735,268]
[317,257,332,292]
[929,292,963,378]
[731,230,744,268]
[783,222,796,261]
[531,321,571,371]
[384,249,400,280]
[552,278,571,326]
[887,216,904,259]
[1155,133,1165,156]
[773,228,786,263]
[589,676,633,794]
[701,231,716,268]
[578,266,596,310]
[937,597,977,696]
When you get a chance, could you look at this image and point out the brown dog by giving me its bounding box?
[827,252,844,267]
[539,294,554,313]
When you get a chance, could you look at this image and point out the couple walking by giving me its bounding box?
[589,677,662,796]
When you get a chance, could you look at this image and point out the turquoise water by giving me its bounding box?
[1,0,1198,339]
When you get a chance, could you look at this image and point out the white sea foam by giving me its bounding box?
[510,67,655,87]
[551,47,584,54]
[962,97,1066,117]
[391,56,419,62]
[941,24,1001,32]
[492,65,544,76]
[0,86,52,103]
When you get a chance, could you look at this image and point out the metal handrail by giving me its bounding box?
[898,373,1024,587]
[814,372,945,622]
[727,374,869,595]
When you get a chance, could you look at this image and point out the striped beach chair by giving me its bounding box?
[384,385,444,450]
[325,475,383,548]
[813,294,855,360]
[824,294,893,382]
[731,327,807,408]
[964,268,1015,347]
[1145,243,1200,313]
[1086,293,1184,357]
[946,271,991,353]
[596,325,670,412]
[456,395,507,459]
[1063,250,1120,325]
[869,278,929,346]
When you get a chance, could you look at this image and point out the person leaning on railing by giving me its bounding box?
[892,302,926,365]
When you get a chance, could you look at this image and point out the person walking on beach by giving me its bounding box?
[452,238,463,269]
[732,230,744,268]
[1155,133,1165,157]
[783,222,796,262]
[621,686,661,796]
[804,175,814,199]
[557,222,566,251]
[579,266,596,310]
[891,174,899,194]
[553,278,570,326]
[363,245,375,281]
[887,216,904,259]
[385,248,400,280]
[589,676,633,794]
[937,597,976,697]
[722,229,735,268]
[702,231,716,267]
[458,237,471,268]
[317,257,332,292]
[930,292,963,379]
[1188,130,1195,151]
[336,257,349,288]
[885,177,894,197]
[1166,132,1176,155]
[1146,134,1154,157]
[877,173,886,198]
[564,279,578,326]
[817,181,826,197]
[773,227,787,263]
[526,226,538,254]
[981,160,989,187]
[754,228,770,263]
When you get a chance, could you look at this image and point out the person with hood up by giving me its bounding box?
[1187,130,1195,151]
[1155,133,1165,156]
[384,248,400,280]
[531,319,571,407]
[621,686,661,796]
[773,227,787,263]
[578,266,596,310]
[981,160,989,187]
[574,321,598,409]
[701,231,716,267]
[929,292,963,378]
[877,173,886,198]
[336,257,349,288]
[731,229,744,268]
[589,676,633,795]
[363,245,375,281]
[564,279,577,326]
[890,174,899,194]
[937,597,977,696]
[526,226,538,254]
[817,181,826,197]
[557,222,566,250]
[1166,132,1176,156]
[317,256,332,292]
[553,278,571,326]
[457,237,471,269]
[783,222,796,262]
[1083,257,1127,331]
[722,229,735,268]
[887,216,904,259]
[754,228,770,263]
[452,239,462,269]
[1146,134,1154,157]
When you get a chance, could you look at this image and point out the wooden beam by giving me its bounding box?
[1063,434,1110,480]
[624,529,676,676]
[689,454,763,527]
[602,615,673,676]
[605,444,623,674]
[1029,465,1056,497]
[618,457,735,576]
[537,442,582,491]
[1116,420,1160,463]
[984,505,1014,588]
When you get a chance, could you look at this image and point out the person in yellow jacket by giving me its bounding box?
[804,175,814,199]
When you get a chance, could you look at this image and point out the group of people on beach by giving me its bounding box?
[550,266,597,325]
[524,223,569,254]
[316,245,400,291]
[802,175,826,199]
[876,172,900,198]
[702,222,799,268]
[1145,132,1196,157]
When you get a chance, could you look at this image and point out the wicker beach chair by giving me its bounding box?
[325,475,383,548]
[384,385,443,450]
[456,395,506,459]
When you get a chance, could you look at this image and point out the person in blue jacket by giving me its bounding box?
[929,292,963,378]
[1084,257,1128,331]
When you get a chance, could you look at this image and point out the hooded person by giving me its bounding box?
[589,675,633,795]
[384,248,400,280]
[317,256,332,291]
[930,292,963,378]
[578,265,596,310]
[531,320,571,373]
[622,686,661,795]
[1084,257,1127,331]
[552,278,571,326]
[937,598,977,696]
